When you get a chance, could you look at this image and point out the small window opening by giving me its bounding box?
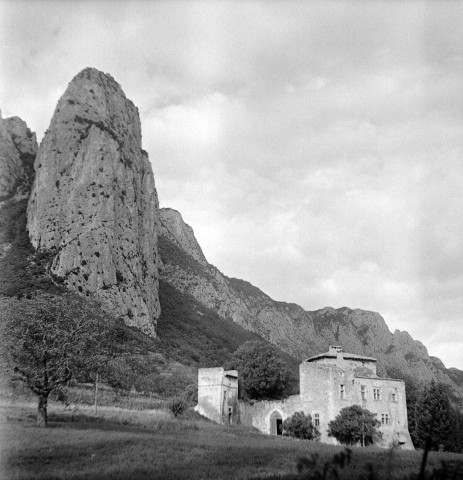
[361,385,367,400]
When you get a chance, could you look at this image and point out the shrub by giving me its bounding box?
[169,396,188,417]
[283,411,320,440]
[327,404,380,446]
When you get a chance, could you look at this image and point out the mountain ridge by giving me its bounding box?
[1,68,461,407]
[158,207,463,403]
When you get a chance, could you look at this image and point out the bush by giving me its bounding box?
[283,411,320,440]
[327,405,380,446]
[169,396,188,417]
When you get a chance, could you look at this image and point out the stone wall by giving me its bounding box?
[299,360,413,447]
[196,368,238,425]
[196,352,414,449]
[239,396,304,434]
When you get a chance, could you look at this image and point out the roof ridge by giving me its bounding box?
[306,350,377,362]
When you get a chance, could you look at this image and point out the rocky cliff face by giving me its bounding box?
[159,207,463,401]
[27,68,160,336]
[0,112,37,200]
[159,208,207,265]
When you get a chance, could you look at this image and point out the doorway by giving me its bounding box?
[270,411,283,435]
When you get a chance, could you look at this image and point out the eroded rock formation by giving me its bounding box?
[27,68,160,335]
[0,112,36,199]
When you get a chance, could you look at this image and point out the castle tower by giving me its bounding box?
[195,368,238,424]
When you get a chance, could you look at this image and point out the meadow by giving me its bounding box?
[1,401,462,480]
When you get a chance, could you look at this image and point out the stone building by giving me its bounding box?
[195,346,414,449]
[195,367,239,425]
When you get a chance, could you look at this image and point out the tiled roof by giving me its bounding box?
[306,351,377,362]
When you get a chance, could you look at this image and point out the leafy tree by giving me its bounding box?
[283,411,320,440]
[328,405,380,446]
[0,292,117,427]
[103,354,160,393]
[447,408,463,453]
[414,380,454,451]
[405,379,421,447]
[226,341,293,400]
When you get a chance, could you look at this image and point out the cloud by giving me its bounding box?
[1,1,462,369]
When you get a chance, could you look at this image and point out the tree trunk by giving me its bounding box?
[37,394,48,427]
[94,373,99,414]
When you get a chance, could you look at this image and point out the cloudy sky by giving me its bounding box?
[1,1,462,369]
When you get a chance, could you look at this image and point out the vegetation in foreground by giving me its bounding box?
[2,403,463,480]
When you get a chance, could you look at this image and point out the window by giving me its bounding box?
[391,392,397,402]
[373,388,381,400]
[381,413,390,425]
[361,385,366,400]
[340,384,346,399]
[314,413,320,427]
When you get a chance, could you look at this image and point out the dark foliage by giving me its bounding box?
[386,367,463,453]
[327,405,380,446]
[283,411,320,440]
[225,341,294,400]
[169,396,189,417]
[0,198,65,297]
[414,381,454,451]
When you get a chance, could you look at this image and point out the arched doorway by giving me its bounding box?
[270,411,283,435]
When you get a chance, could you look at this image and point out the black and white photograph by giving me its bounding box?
[1,1,463,478]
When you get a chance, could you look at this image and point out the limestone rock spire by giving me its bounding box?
[27,67,160,336]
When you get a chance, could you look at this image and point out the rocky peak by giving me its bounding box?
[27,68,160,336]
[0,112,37,199]
[159,208,208,266]
[4,116,37,162]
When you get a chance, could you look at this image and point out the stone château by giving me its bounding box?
[196,345,413,449]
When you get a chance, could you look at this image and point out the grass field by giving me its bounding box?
[1,402,462,480]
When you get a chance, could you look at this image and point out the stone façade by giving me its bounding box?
[196,345,414,449]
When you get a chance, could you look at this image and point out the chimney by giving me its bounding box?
[329,345,344,366]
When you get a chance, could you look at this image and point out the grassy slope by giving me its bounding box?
[2,404,462,480]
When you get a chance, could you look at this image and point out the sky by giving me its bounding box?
[1,1,462,370]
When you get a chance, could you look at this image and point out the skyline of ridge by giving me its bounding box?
[1,1,462,369]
